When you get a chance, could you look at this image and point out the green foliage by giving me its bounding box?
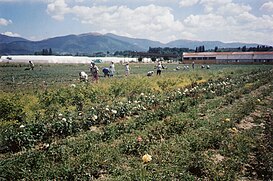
[0,64,272,180]
[0,96,25,122]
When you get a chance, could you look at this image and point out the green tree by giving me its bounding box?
[49,48,52,55]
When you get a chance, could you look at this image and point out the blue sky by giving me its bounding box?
[0,0,273,45]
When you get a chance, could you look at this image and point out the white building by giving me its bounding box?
[182,52,273,64]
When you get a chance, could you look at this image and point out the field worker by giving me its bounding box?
[79,71,88,82]
[192,61,195,69]
[90,62,99,83]
[109,61,115,77]
[125,63,130,76]
[29,61,34,70]
[156,62,163,75]
[176,66,180,71]
[147,71,154,76]
[102,67,110,77]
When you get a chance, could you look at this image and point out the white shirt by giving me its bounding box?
[125,64,130,71]
[79,71,88,81]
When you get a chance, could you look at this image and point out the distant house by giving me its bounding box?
[182,52,273,64]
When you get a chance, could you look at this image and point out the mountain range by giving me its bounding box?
[0,32,261,55]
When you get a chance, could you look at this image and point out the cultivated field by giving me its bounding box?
[0,62,272,180]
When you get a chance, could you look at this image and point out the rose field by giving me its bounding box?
[0,62,272,180]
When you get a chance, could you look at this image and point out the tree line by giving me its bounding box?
[34,48,53,55]
[31,45,273,58]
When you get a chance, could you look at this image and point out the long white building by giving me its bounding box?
[182,52,273,64]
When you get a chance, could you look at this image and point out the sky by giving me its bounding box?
[0,0,273,45]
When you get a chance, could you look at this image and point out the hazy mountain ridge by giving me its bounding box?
[166,39,259,49]
[0,33,262,55]
[105,33,165,50]
[0,34,29,44]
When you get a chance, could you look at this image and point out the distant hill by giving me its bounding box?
[166,39,259,50]
[0,33,264,55]
[35,33,145,54]
[105,33,165,50]
[0,33,146,55]
[0,34,29,44]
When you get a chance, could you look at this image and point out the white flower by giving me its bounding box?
[105,108,110,111]
[224,118,230,122]
[19,125,25,128]
[70,84,76,88]
[62,118,67,121]
[58,113,63,117]
[142,154,152,163]
[140,93,145,96]
[111,109,117,114]
[43,143,50,149]
[92,115,98,120]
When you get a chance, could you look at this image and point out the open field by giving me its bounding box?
[0,63,273,180]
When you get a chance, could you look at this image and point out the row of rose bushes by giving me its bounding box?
[0,69,272,153]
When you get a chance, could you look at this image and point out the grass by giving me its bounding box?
[0,62,272,180]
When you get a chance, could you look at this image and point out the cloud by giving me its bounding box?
[184,13,227,31]
[260,1,273,12]
[3,0,269,45]
[217,3,252,16]
[179,0,199,7]
[200,0,231,5]
[0,18,12,26]
[235,12,257,24]
[182,6,273,45]
[47,0,70,20]
[1,31,21,37]
[0,0,19,2]
[0,0,50,2]
[200,0,232,13]
[46,3,184,42]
